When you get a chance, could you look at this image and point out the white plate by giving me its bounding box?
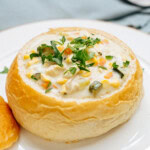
[0,19,150,150]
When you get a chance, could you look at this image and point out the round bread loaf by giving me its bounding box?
[6,27,143,142]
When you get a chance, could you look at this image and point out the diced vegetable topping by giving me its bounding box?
[99,66,107,70]
[25,33,131,96]
[123,60,130,67]
[89,81,102,93]
[112,62,124,78]
[105,55,113,60]
[64,67,77,75]
[31,73,41,81]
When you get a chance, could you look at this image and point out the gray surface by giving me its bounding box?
[0,0,150,32]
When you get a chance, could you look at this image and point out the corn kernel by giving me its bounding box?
[110,80,120,88]
[108,62,113,69]
[66,57,71,64]
[23,54,29,60]
[87,57,98,66]
[31,49,36,53]
[99,57,106,66]
[26,62,32,67]
[81,72,91,77]
[82,36,87,39]
[57,46,64,52]
[26,58,39,68]
[57,78,68,85]
[26,72,32,78]
[101,80,109,84]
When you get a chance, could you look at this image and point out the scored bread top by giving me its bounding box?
[18,27,136,102]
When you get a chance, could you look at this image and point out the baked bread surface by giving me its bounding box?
[0,96,19,150]
[6,27,143,142]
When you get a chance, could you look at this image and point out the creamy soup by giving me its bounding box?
[18,30,135,102]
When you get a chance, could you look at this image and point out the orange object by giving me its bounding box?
[104,72,113,79]
[64,48,72,55]
[53,84,58,89]
[41,81,50,89]
[57,46,64,52]
[0,96,20,150]
[99,57,106,66]
[81,36,87,39]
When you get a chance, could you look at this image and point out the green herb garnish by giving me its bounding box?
[29,36,100,72]
[112,62,119,69]
[112,62,124,78]
[70,37,100,47]
[123,60,130,67]
[99,66,107,70]
[105,55,113,60]
[31,73,41,81]
[60,36,66,44]
[30,41,64,67]
[30,53,39,59]
[45,88,52,93]
[64,67,77,75]
[0,66,9,74]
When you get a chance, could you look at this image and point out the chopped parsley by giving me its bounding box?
[70,37,100,47]
[45,88,52,93]
[31,73,41,81]
[123,60,130,67]
[30,53,39,59]
[0,66,9,74]
[60,36,66,44]
[112,62,124,78]
[64,67,77,75]
[112,62,119,69]
[99,66,107,70]
[105,55,113,60]
[30,40,64,67]
[29,36,100,72]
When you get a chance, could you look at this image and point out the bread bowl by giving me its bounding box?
[6,27,143,142]
[0,96,19,150]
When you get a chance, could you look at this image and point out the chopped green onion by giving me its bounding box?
[105,55,113,60]
[112,62,119,69]
[64,67,77,75]
[0,67,9,74]
[113,68,124,78]
[45,88,52,93]
[31,73,41,81]
[123,60,130,67]
[99,66,107,70]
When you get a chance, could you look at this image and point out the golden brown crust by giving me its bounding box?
[6,27,143,142]
[0,96,20,150]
